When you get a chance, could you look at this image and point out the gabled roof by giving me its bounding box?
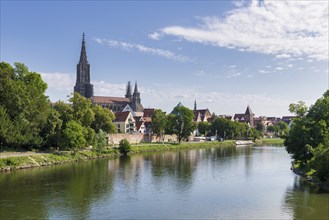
[93,96,130,104]
[234,113,246,119]
[143,108,155,117]
[114,111,131,122]
[135,120,144,131]
[245,105,253,115]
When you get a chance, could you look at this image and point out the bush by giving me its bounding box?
[93,129,108,152]
[119,139,131,155]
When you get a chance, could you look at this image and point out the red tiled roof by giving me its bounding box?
[93,96,130,104]
[143,108,155,117]
[136,121,144,130]
[114,111,130,122]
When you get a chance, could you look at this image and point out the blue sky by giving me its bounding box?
[1,0,328,117]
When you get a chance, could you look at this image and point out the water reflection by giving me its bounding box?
[1,146,328,219]
[283,176,329,220]
[0,159,116,219]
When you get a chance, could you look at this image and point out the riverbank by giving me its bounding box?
[0,139,284,172]
[0,141,236,172]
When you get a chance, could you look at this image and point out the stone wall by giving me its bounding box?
[108,133,177,145]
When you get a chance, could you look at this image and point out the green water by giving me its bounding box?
[0,146,328,219]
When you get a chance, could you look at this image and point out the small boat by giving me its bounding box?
[235,140,254,146]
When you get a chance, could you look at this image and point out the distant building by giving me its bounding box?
[233,105,255,128]
[74,33,144,113]
[113,111,136,133]
[74,33,94,98]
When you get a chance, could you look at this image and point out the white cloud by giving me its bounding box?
[276,67,284,71]
[159,0,328,61]
[94,38,191,62]
[148,32,163,40]
[258,69,270,74]
[276,54,291,59]
[40,72,74,92]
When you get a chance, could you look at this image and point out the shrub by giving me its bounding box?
[119,138,131,155]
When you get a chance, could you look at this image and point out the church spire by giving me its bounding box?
[125,81,132,100]
[80,32,88,63]
[134,81,138,93]
[74,33,93,98]
[194,99,197,111]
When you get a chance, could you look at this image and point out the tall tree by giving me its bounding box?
[151,109,167,142]
[92,105,116,133]
[169,106,195,143]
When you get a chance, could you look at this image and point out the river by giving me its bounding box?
[0,145,328,219]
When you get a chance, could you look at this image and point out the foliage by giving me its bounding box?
[63,121,87,153]
[151,109,167,141]
[168,106,195,143]
[249,128,262,141]
[275,121,289,137]
[0,62,52,149]
[164,114,176,135]
[119,138,131,155]
[289,101,308,118]
[93,129,108,151]
[256,122,265,133]
[285,90,329,184]
[211,117,248,140]
[197,121,210,136]
[92,105,116,133]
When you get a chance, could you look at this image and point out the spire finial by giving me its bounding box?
[134,81,138,93]
[194,99,197,111]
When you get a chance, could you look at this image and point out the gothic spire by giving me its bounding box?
[80,32,88,63]
[194,99,197,111]
[134,81,138,93]
[125,81,132,99]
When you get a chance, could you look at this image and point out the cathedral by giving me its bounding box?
[74,33,144,113]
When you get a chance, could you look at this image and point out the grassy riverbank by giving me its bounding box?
[255,138,284,145]
[0,139,282,172]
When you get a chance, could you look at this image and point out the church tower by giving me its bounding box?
[74,33,94,98]
[125,81,132,101]
[132,81,144,112]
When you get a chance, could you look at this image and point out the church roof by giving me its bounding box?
[92,96,130,104]
[113,111,131,122]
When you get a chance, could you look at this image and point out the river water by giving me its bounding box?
[0,145,328,219]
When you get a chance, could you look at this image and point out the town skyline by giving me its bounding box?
[1,0,328,117]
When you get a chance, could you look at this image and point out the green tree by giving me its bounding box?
[211,117,230,139]
[170,106,195,143]
[289,101,308,118]
[275,121,289,137]
[249,128,262,141]
[165,114,175,135]
[63,121,87,153]
[119,138,131,155]
[151,109,167,142]
[285,90,329,183]
[70,93,95,127]
[267,125,276,133]
[197,121,210,136]
[92,105,116,133]
[93,129,108,152]
[0,62,53,149]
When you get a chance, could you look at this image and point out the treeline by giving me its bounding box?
[285,90,329,185]
[0,62,115,152]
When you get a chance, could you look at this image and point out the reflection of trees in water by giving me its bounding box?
[115,156,144,189]
[0,159,116,219]
[147,150,198,190]
[283,176,329,220]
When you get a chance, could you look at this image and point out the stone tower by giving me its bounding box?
[74,33,94,98]
[132,81,144,112]
[245,105,254,128]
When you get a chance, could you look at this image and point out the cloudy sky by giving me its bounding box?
[1,0,328,117]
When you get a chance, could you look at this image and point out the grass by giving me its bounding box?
[255,138,284,145]
[0,138,279,172]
